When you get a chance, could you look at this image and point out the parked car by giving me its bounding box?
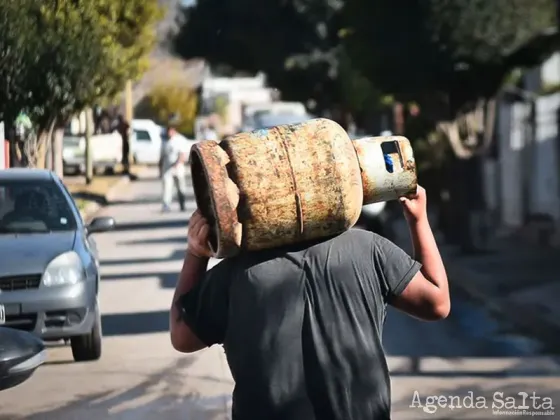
[0,327,46,391]
[131,119,164,165]
[252,112,315,130]
[63,130,123,175]
[242,102,308,132]
[0,169,115,362]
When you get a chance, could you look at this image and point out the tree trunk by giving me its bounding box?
[32,132,49,169]
[45,142,53,170]
[52,126,64,178]
[85,108,94,184]
[436,98,497,253]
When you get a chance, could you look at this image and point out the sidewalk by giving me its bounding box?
[391,218,560,351]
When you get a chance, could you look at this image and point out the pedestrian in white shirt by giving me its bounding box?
[200,123,218,141]
[160,124,189,213]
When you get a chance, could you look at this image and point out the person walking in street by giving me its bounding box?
[159,123,189,213]
[169,186,449,420]
[114,114,130,174]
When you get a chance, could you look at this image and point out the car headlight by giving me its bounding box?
[42,252,85,287]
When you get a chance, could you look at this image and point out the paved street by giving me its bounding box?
[0,168,559,419]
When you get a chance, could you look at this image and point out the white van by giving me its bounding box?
[131,119,164,165]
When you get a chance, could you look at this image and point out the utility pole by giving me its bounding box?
[124,80,133,174]
[85,108,93,184]
[393,102,404,135]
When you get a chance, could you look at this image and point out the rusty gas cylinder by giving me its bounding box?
[190,118,417,258]
[352,135,417,204]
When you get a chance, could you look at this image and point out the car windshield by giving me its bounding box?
[0,180,77,234]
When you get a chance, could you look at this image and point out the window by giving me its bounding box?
[0,180,77,233]
[134,129,152,142]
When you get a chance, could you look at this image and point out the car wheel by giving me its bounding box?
[70,303,102,362]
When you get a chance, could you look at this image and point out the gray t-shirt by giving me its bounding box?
[178,229,421,420]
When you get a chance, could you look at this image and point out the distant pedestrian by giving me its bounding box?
[115,114,130,174]
[160,123,189,213]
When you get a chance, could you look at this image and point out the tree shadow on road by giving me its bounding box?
[118,236,187,246]
[100,249,186,266]
[101,271,179,289]
[113,218,190,232]
[383,293,560,379]
[8,357,232,420]
[101,310,171,336]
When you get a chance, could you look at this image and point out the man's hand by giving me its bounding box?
[188,210,212,258]
[400,185,427,224]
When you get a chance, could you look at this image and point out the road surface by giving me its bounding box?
[0,168,558,419]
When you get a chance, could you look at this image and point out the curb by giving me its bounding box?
[79,173,136,222]
[445,254,560,352]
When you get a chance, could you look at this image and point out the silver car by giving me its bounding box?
[0,169,115,362]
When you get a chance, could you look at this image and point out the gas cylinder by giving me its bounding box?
[190,118,416,258]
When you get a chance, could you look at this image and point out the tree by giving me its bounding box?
[173,0,354,117]
[343,0,558,251]
[0,0,164,168]
[144,84,199,135]
[0,0,41,137]
[343,0,557,156]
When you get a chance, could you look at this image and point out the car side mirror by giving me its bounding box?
[87,216,116,234]
[0,327,46,392]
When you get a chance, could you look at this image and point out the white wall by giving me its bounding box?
[541,52,560,86]
[0,122,5,169]
[498,102,527,228]
[494,92,560,230]
[531,93,560,220]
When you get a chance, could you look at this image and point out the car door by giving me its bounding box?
[148,127,162,164]
[132,129,154,164]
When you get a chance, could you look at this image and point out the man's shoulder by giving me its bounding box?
[310,229,393,257]
[331,228,377,245]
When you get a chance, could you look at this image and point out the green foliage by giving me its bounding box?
[0,0,44,124]
[92,0,165,99]
[173,0,348,112]
[147,84,199,135]
[213,95,229,124]
[0,0,164,131]
[343,0,557,115]
[173,0,559,146]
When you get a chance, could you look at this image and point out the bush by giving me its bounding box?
[146,84,198,136]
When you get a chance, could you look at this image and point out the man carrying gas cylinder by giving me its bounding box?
[169,179,449,419]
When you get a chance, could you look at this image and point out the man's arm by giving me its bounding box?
[169,252,209,353]
[390,217,450,321]
[381,186,449,321]
[169,210,230,353]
